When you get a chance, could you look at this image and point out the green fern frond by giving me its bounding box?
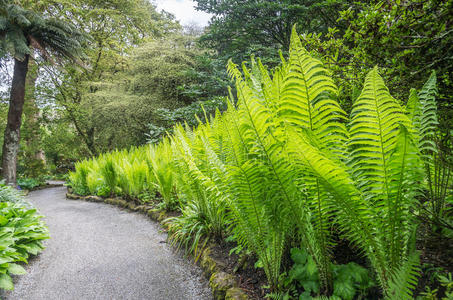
[405,88,420,127]
[285,128,388,292]
[417,70,438,156]
[386,125,424,268]
[349,66,412,201]
[279,26,348,156]
[387,251,420,300]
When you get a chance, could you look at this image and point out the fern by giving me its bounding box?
[147,139,176,208]
[100,157,116,197]
[387,251,421,300]
[280,26,348,157]
[417,71,438,157]
[410,71,452,228]
[349,67,412,201]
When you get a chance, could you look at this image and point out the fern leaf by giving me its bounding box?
[349,66,412,201]
[417,70,438,157]
[386,125,424,268]
[387,251,420,300]
[405,88,420,127]
[285,129,388,292]
[279,25,348,156]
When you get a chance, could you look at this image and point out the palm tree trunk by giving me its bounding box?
[1,56,29,185]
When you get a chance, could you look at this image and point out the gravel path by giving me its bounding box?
[1,187,212,300]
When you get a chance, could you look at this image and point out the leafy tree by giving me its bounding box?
[0,0,85,184]
[300,0,452,124]
[195,0,347,65]
[40,0,179,156]
[81,32,228,152]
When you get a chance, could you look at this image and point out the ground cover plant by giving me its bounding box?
[69,27,452,299]
[16,177,46,191]
[0,182,49,291]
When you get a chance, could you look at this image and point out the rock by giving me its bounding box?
[200,248,220,278]
[117,199,128,208]
[225,287,248,300]
[135,205,146,213]
[66,193,81,200]
[147,209,160,221]
[209,271,237,300]
[104,198,115,205]
[87,196,103,203]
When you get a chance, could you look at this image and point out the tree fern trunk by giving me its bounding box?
[23,54,47,176]
[2,55,29,185]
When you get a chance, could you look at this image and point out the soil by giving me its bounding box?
[415,222,453,297]
[207,239,268,299]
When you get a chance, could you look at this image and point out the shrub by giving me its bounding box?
[17,177,45,190]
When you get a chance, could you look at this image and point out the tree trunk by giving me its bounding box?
[23,55,47,177]
[1,56,29,185]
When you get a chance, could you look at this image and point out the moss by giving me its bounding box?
[225,288,248,300]
[147,209,160,220]
[209,271,237,300]
[142,205,152,213]
[200,248,219,278]
[157,211,168,222]
[104,198,115,205]
[136,205,146,213]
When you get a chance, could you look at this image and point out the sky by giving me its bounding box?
[154,0,212,27]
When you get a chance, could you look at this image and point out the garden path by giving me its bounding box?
[1,187,212,300]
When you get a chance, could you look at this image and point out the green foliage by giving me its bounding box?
[96,185,110,198]
[68,161,90,196]
[165,202,210,260]
[147,139,176,209]
[38,0,179,155]
[287,248,372,299]
[100,158,116,197]
[17,177,45,190]
[195,0,347,66]
[408,71,453,233]
[300,0,452,130]
[70,26,446,298]
[0,0,86,61]
[0,185,49,291]
[420,272,453,300]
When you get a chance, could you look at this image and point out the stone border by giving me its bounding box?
[66,192,249,300]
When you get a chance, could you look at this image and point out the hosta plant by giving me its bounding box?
[0,186,49,290]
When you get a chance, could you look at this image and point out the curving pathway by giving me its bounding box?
[1,187,212,300]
